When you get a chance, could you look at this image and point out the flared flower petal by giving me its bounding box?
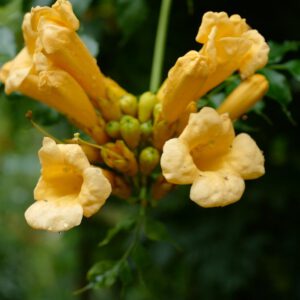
[196,12,269,97]
[225,133,265,179]
[25,200,83,232]
[190,171,245,207]
[26,137,112,232]
[161,107,264,207]
[161,138,198,184]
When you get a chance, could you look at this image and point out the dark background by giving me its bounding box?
[0,0,299,299]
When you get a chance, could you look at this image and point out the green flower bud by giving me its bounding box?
[139,147,160,175]
[140,120,153,140]
[105,121,120,139]
[138,92,158,122]
[120,94,138,116]
[120,115,141,149]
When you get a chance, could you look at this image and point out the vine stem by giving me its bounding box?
[149,0,173,92]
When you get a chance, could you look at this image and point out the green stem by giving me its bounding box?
[149,0,172,92]
[29,119,63,144]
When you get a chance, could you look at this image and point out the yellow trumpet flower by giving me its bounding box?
[25,137,111,232]
[158,12,269,122]
[0,48,108,144]
[161,107,265,207]
[217,74,269,120]
[158,51,208,122]
[24,0,106,100]
[196,12,269,97]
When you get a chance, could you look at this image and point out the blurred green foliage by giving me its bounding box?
[1,0,300,299]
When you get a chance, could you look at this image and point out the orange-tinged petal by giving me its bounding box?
[37,21,106,99]
[217,74,269,120]
[157,50,208,122]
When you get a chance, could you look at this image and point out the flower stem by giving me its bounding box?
[149,0,172,93]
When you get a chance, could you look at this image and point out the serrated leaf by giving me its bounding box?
[87,260,120,288]
[259,68,292,105]
[268,41,300,64]
[99,217,136,247]
[280,60,300,81]
[116,0,148,41]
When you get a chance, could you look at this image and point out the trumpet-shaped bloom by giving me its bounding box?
[161,107,264,207]
[158,11,269,122]
[23,0,107,100]
[158,51,208,122]
[25,137,111,232]
[0,48,108,144]
[196,12,269,96]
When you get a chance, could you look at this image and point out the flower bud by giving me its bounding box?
[102,170,132,199]
[151,174,174,200]
[120,94,138,116]
[101,140,138,176]
[140,121,153,141]
[105,77,127,102]
[95,97,122,121]
[105,121,121,139]
[88,125,109,145]
[120,116,141,149]
[153,103,162,123]
[138,91,158,122]
[217,74,269,120]
[66,137,102,163]
[153,120,177,150]
[139,147,160,175]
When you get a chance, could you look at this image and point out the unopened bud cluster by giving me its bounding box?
[93,89,187,201]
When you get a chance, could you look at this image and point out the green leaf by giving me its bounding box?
[116,0,148,41]
[259,68,292,105]
[144,217,179,249]
[119,260,133,286]
[268,40,300,64]
[131,244,152,269]
[99,217,136,247]
[87,260,120,288]
[280,60,300,81]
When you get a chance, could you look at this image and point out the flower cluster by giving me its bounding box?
[0,0,269,232]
